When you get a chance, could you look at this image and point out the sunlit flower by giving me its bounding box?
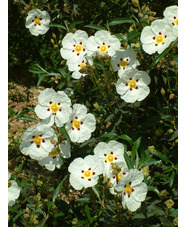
[35,88,72,127]
[66,56,93,79]
[60,30,88,61]
[25,9,51,36]
[111,48,139,77]
[8,171,20,206]
[116,68,151,103]
[163,5,178,36]
[109,162,129,195]
[140,19,177,54]
[115,169,148,212]
[20,123,56,161]
[94,140,125,177]
[68,155,103,190]
[38,140,71,171]
[86,30,121,57]
[65,104,96,143]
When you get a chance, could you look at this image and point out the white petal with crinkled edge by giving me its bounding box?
[8,181,20,206]
[38,154,63,171]
[59,140,71,159]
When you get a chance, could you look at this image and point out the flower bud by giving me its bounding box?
[50,39,55,44]
[57,133,62,139]
[165,199,174,209]
[160,189,169,197]
[170,59,177,67]
[72,218,78,225]
[148,146,155,152]
[50,139,56,144]
[107,182,113,188]
[34,193,41,202]
[112,169,117,175]
[52,33,56,39]
[169,93,175,100]
[138,12,143,18]
[161,88,166,95]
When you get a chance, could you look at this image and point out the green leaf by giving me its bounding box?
[168,130,178,141]
[120,134,133,146]
[150,39,178,68]
[84,24,106,30]
[169,208,178,217]
[148,186,161,198]
[92,185,101,200]
[49,23,67,30]
[151,151,172,163]
[108,18,135,26]
[169,171,175,187]
[69,20,84,31]
[17,115,40,123]
[60,126,70,141]
[127,30,140,41]
[99,132,118,139]
[75,198,90,203]
[131,136,141,160]
[124,151,134,169]
[85,204,93,223]
[52,173,68,203]
[54,212,65,218]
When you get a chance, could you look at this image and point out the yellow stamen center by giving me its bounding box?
[50,103,59,114]
[174,18,178,26]
[80,62,86,68]
[117,173,123,181]
[75,45,83,53]
[83,170,92,179]
[155,35,165,44]
[34,18,40,25]
[72,119,81,129]
[106,154,114,163]
[49,149,58,158]
[120,60,128,68]
[33,136,42,145]
[128,79,137,89]
[8,181,12,187]
[125,184,133,195]
[100,45,108,53]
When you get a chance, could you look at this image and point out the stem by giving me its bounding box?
[88,67,112,109]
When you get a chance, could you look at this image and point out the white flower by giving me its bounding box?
[25,9,51,36]
[60,30,88,61]
[115,169,148,212]
[38,140,71,171]
[65,104,96,143]
[8,171,20,206]
[66,56,93,79]
[111,48,140,77]
[35,88,72,127]
[68,155,103,190]
[163,5,178,36]
[94,140,125,177]
[86,30,121,57]
[140,19,177,54]
[20,123,56,161]
[116,68,151,103]
[109,162,129,195]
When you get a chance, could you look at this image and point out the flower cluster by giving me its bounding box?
[20,88,96,170]
[13,4,177,213]
[140,5,178,54]
[68,140,148,212]
[60,29,151,103]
